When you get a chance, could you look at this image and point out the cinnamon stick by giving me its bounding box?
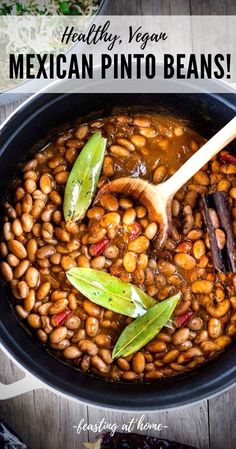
[202,192,236,273]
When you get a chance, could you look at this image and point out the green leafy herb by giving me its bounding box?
[59,1,71,14]
[16,3,25,13]
[63,131,107,223]
[112,293,181,358]
[66,267,156,318]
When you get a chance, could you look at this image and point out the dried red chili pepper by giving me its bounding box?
[220,152,236,164]
[90,238,110,256]
[85,432,197,449]
[52,308,72,327]
[175,309,194,328]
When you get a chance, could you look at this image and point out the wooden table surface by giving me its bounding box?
[0,2,236,448]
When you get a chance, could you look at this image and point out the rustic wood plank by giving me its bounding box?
[87,403,209,448]
[227,0,236,14]
[208,387,236,449]
[0,349,88,449]
[105,0,236,15]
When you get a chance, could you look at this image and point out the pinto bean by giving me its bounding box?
[174,253,196,271]
[24,179,36,193]
[146,341,167,353]
[123,208,136,225]
[0,261,13,281]
[91,355,109,373]
[3,222,14,241]
[157,260,176,277]
[128,236,149,253]
[215,229,226,250]
[139,126,157,138]
[93,334,112,347]
[65,315,81,330]
[7,254,19,267]
[16,305,29,319]
[21,213,34,232]
[103,245,119,259]
[145,371,164,380]
[188,316,203,331]
[24,290,35,312]
[37,282,51,300]
[83,299,100,317]
[117,138,135,152]
[61,255,77,271]
[133,117,152,127]
[42,222,54,240]
[37,245,56,259]
[77,255,90,268]
[117,358,130,371]
[177,347,202,364]
[145,222,158,240]
[110,145,129,157]
[85,317,99,337]
[100,212,120,228]
[208,318,222,338]
[14,260,30,279]
[192,240,206,259]
[12,219,23,237]
[130,134,146,147]
[132,352,145,373]
[50,326,67,344]
[27,239,38,262]
[191,280,213,294]
[201,341,220,354]
[27,313,41,329]
[123,251,137,273]
[0,242,8,258]
[153,165,167,184]
[174,300,191,316]
[90,256,106,270]
[206,300,231,318]
[215,335,231,349]
[79,340,98,356]
[39,174,52,194]
[8,240,27,259]
[163,350,180,363]
[63,346,81,359]
[100,194,119,211]
[25,267,40,288]
[17,281,29,298]
[172,328,190,346]
[98,349,113,365]
[48,299,68,314]
[55,171,69,184]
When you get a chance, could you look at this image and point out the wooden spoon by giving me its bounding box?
[97,117,236,250]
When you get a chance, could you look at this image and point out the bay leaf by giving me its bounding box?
[112,293,181,358]
[63,131,107,223]
[66,267,155,318]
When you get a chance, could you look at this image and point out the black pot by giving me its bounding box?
[0,87,236,410]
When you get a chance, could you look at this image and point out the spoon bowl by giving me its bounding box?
[97,176,172,249]
[97,116,236,250]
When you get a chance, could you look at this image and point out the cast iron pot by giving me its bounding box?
[0,86,236,410]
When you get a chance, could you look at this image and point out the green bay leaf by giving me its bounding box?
[112,293,181,358]
[63,131,107,223]
[66,267,155,318]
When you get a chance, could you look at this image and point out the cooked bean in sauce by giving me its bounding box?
[1,114,236,381]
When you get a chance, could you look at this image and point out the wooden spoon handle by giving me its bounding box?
[162,116,236,198]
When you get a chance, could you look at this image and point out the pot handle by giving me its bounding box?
[0,372,44,400]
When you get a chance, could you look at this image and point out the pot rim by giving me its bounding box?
[0,341,235,411]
